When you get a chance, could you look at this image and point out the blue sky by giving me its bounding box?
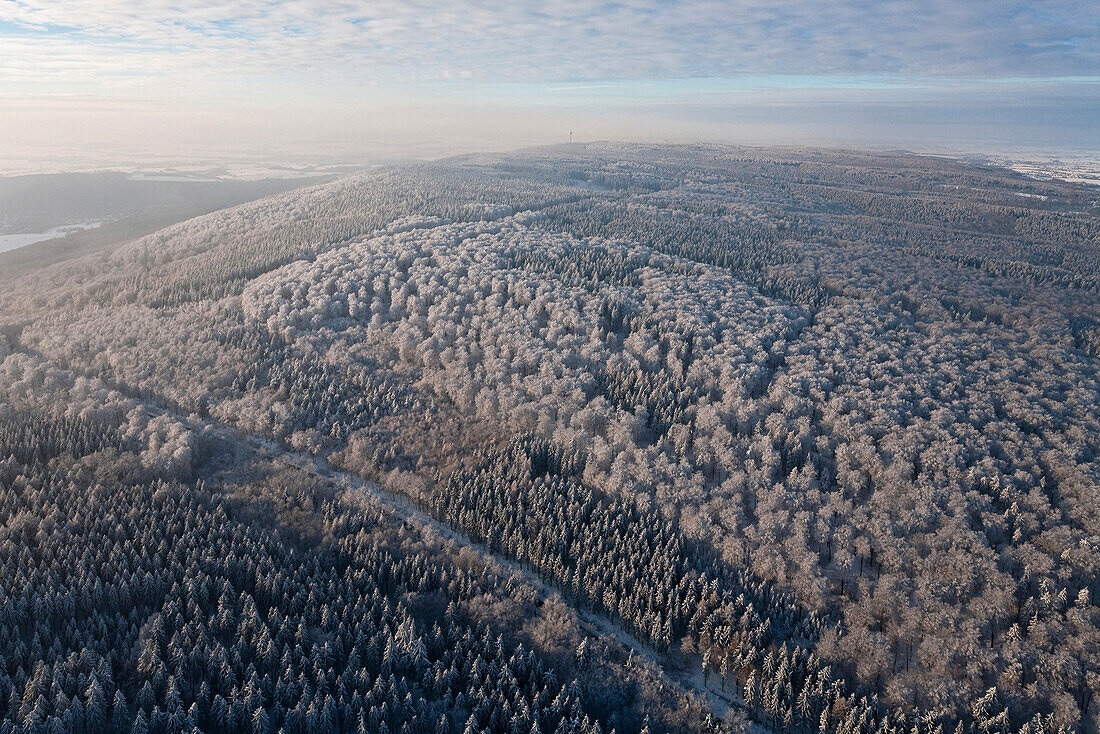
[0,0,1098,166]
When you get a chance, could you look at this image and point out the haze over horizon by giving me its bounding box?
[1,0,1098,171]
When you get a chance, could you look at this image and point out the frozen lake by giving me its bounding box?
[0,220,106,254]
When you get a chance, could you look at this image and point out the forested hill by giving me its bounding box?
[1,144,1098,734]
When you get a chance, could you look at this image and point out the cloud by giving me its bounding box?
[0,0,1096,93]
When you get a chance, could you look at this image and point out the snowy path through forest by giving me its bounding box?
[132,402,758,728]
[243,431,758,728]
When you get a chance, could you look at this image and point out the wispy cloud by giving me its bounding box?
[0,0,1096,92]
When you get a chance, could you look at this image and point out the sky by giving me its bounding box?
[1,0,1098,170]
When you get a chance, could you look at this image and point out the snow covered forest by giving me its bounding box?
[0,143,1098,734]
